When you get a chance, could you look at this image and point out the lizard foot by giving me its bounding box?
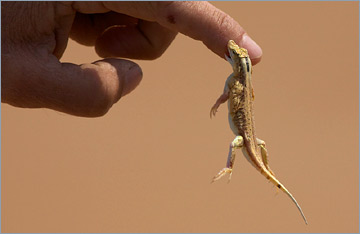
[210,105,218,118]
[210,93,229,118]
[211,168,232,183]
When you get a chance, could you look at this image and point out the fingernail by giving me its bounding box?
[122,64,143,97]
[242,34,262,60]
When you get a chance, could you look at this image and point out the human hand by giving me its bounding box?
[2,1,262,117]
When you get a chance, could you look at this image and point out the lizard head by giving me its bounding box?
[225,40,251,73]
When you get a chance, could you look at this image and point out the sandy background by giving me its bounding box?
[2,1,358,233]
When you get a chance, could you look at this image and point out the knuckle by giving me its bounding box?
[150,1,176,16]
[149,1,180,25]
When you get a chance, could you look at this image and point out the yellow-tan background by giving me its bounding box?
[2,1,358,233]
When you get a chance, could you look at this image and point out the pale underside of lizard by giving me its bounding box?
[210,40,307,224]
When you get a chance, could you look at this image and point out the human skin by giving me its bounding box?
[2,1,262,117]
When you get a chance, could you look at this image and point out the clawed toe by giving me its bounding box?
[210,107,218,118]
[211,168,232,183]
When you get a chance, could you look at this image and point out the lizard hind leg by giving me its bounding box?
[211,136,243,183]
[257,138,275,176]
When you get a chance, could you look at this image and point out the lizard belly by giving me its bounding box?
[227,101,239,135]
[228,99,263,170]
[228,113,239,135]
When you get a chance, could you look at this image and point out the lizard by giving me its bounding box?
[210,40,307,224]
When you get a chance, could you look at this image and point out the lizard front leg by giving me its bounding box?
[211,136,243,183]
[257,138,275,176]
[210,92,229,118]
[210,74,233,118]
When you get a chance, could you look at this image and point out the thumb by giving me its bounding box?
[59,58,143,117]
[2,56,143,117]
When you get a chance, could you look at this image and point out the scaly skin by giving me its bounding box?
[210,40,307,224]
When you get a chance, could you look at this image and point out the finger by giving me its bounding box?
[95,20,177,59]
[70,11,139,46]
[2,54,142,117]
[100,1,262,64]
[70,11,177,60]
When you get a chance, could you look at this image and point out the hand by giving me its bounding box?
[2,1,262,117]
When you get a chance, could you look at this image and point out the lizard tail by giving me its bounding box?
[261,169,308,225]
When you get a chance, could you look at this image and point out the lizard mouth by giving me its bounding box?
[225,53,234,66]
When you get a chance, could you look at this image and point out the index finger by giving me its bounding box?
[101,1,262,64]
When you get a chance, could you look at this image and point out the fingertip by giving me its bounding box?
[241,34,262,63]
[251,56,262,65]
[91,58,143,103]
[120,61,143,97]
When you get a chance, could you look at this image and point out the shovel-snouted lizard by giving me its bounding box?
[210,40,307,224]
